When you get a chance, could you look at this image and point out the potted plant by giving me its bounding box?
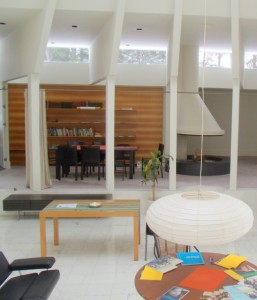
[142,150,173,200]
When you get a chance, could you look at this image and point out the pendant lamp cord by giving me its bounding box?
[199,0,207,191]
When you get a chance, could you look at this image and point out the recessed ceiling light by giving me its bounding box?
[72,25,78,28]
[0,22,6,25]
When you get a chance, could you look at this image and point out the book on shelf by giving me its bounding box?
[176,251,204,266]
[157,286,189,300]
[48,127,95,137]
[146,255,182,274]
[77,106,101,110]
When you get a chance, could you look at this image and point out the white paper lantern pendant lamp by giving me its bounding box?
[146,190,254,247]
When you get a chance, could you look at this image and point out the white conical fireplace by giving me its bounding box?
[177,46,224,161]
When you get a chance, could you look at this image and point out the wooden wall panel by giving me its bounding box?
[8,84,26,165]
[8,84,164,166]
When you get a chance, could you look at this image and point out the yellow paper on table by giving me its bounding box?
[140,266,163,281]
[215,254,247,269]
[225,269,243,281]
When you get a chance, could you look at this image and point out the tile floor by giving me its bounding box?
[1,195,257,300]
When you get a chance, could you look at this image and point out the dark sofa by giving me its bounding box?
[0,251,60,300]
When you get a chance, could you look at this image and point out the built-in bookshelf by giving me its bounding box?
[46,106,136,145]
[47,107,105,142]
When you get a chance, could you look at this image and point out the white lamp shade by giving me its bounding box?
[146,191,254,247]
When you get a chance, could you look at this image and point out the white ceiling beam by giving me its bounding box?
[89,0,126,83]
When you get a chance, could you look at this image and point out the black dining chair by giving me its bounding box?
[55,145,80,180]
[145,224,159,260]
[114,149,127,180]
[92,141,106,162]
[116,143,131,173]
[80,146,104,180]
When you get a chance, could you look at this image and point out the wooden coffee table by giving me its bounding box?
[39,199,140,260]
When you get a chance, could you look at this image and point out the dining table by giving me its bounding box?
[99,145,138,179]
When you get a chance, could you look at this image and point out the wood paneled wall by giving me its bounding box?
[8,84,26,165]
[8,84,164,165]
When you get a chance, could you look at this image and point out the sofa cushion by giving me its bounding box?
[0,273,37,300]
[22,270,60,300]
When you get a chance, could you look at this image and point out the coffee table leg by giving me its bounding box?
[40,215,47,257]
[53,218,59,245]
[133,215,139,261]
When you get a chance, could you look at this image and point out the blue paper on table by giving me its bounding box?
[176,252,204,266]
[224,285,254,300]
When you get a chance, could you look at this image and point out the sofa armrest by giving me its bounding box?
[9,257,56,271]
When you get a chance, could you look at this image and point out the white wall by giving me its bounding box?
[41,63,90,85]
[40,62,166,86]
[242,69,257,89]
[39,63,257,89]
[199,67,233,89]
[116,64,166,86]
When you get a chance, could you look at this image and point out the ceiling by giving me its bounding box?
[0,3,257,52]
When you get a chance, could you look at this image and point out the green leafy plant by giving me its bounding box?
[142,150,173,200]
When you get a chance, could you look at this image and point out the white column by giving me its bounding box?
[0,82,10,168]
[167,0,183,190]
[230,0,241,190]
[169,77,178,190]
[27,73,42,191]
[230,79,240,190]
[105,75,115,192]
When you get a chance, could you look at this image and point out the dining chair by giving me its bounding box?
[145,224,159,260]
[80,146,104,180]
[116,143,131,172]
[55,145,80,180]
[153,234,186,258]
[92,141,106,162]
[114,149,127,180]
